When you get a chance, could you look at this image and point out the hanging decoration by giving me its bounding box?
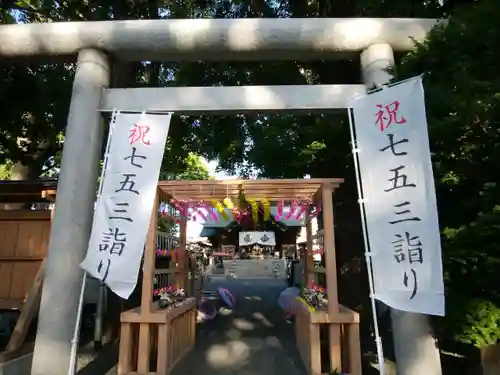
[158,203,166,215]
[156,249,171,257]
[169,199,188,219]
[168,194,320,225]
[236,184,246,209]
[203,202,218,222]
[275,200,284,221]
[294,200,308,220]
[164,200,221,223]
[261,199,271,221]
[231,209,242,224]
[246,198,259,227]
[211,199,229,220]
[294,204,307,220]
[160,202,180,224]
[223,197,234,209]
[285,199,298,221]
[192,202,208,222]
[232,208,250,225]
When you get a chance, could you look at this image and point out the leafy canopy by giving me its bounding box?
[395,0,500,347]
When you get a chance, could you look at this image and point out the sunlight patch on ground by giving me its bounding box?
[233,318,256,331]
[225,328,243,340]
[205,340,251,369]
[219,308,234,316]
[264,336,281,348]
[244,296,262,301]
[251,312,274,327]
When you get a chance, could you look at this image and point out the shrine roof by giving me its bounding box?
[0,180,57,203]
[157,178,343,201]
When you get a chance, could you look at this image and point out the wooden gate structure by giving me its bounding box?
[117,178,361,375]
[0,181,56,362]
[0,181,55,310]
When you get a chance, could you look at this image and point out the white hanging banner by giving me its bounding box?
[239,231,276,246]
[351,76,445,316]
[81,112,172,299]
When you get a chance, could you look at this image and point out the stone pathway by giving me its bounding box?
[170,278,307,375]
[77,276,307,375]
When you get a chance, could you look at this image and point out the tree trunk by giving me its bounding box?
[480,343,500,375]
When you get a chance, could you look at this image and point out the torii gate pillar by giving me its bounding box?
[360,43,443,375]
[31,48,110,375]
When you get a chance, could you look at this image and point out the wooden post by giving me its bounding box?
[135,190,159,374]
[305,217,313,289]
[140,190,160,314]
[321,183,342,372]
[321,183,339,312]
[179,218,187,289]
[5,259,46,353]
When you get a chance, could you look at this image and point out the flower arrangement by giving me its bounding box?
[303,282,328,309]
[156,285,186,308]
[330,371,347,375]
[156,248,171,257]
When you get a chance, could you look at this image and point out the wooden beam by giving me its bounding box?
[162,186,323,193]
[322,183,339,313]
[140,191,159,314]
[0,342,34,363]
[158,178,343,186]
[179,219,187,289]
[161,192,321,201]
[41,190,57,202]
[305,217,313,291]
[102,85,365,114]
[157,178,344,201]
[5,259,46,353]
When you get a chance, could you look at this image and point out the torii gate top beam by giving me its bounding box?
[0,18,443,61]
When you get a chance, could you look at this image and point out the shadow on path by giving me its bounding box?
[76,277,306,375]
[170,278,307,375]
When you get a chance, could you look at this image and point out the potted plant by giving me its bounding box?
[157,285,186,309]
[303,282,328,310]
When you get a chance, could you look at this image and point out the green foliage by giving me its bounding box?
[175,152,213,180]
[157,153,213,234]
[157,216,176,234]
[0,163,12,180]
[159,152,212,181]
[0,0,455,180]
[454,300,500,348]
[0,63,71,179]
[395,0,500,347]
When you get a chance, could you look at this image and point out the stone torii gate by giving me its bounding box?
[0,18,442,375]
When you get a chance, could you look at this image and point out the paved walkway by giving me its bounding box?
[170,277,306,375]
[76,266,307,375]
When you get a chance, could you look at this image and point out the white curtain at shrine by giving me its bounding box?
[238,231,276,246]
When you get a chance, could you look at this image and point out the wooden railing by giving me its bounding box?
[156,231,179,251]
[295,221,362,375]
[118,298,197,375]
[294,300,362,375]
[154,255,202,299]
